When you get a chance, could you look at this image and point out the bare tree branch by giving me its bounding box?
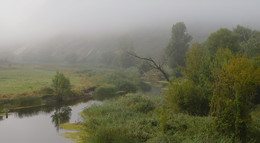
[127,51,170,82]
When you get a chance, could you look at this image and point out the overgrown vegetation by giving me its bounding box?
[0,22,259,143]
[61,24,260,143]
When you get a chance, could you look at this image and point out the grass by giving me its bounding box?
[0,64,81,94]
[60,123,88,143]
[65,94,260,143]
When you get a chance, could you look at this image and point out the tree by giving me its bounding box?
[165,79,209,116]
[52,72,71,101]
[206,28,240,57]
[181,43,204,83]
[181,43,214,100]
[165,22,192,69]
[210,56,259,142]
[233,25,252,42]
[233,25,260,58]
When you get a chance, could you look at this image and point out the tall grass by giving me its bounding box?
[79,94,260,143]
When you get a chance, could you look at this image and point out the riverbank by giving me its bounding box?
[61,94,260,143]
[0,86,95,114]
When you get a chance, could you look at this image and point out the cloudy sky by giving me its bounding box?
[0,0,259,44]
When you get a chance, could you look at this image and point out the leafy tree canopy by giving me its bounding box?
[165,22,192,69]
[52,71,71,101]
[206,28,240,56]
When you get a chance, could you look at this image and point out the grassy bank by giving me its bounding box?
[61,94,260,143]
[0,64,81,95]
[0,64,85,112]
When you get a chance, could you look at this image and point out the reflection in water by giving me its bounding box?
[51,107,72,131]
[0,100,101,143]
[11,100,83,119]
[15,106,55,118]
[11,103,73,131]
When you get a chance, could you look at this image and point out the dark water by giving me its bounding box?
[0,100,101,143]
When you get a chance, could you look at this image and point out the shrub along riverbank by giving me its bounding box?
[0,86,94,113]
[61,94,260,143]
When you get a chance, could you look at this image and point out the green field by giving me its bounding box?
[0,65,81,94]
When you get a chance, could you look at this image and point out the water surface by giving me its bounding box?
[0,100,101,143]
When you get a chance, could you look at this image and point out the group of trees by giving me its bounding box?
[48,22,259,142]
[164,23,259,142]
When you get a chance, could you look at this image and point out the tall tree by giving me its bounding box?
[211,56,259,142]
[165,22,192,69]
[233,25,252,42]
[233,25,260,59]
[206,28,240,57]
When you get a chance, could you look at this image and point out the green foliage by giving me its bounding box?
[165,22,192,69]
[82,95,157,143]
[120,94,155,113]
[93,85,118,100]
[233,25,253,42]
[242,32,260,58]
[206,28,240,57]
[105,72,138,94]
[250,105,260,143]
[165,80,209,116]
[78,94,249,143]
[52,71,71,101]
[157,105,169,134]
[181,43,204,83]
[211,57,260,142]
[233,25,260,59]
[212,48,234,69]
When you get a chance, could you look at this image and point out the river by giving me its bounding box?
[0,100,101,143]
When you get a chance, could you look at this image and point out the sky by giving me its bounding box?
[0,0,260,45]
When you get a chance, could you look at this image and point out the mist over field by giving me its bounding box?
[1,1,260,143]
[0,0,260,63]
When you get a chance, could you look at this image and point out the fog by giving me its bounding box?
[0,0,260,63]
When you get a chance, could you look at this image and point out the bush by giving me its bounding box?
[105,72,138,94]
[120,94,155,113]
[82,95,157,143]
[80,94,239,143]
[93,86,118,100]
[116,80,137,94]
[165,80,209,116]
[210,57,259,142]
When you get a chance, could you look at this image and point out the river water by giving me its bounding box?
[0,100,101,143]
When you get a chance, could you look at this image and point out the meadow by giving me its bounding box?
[0,64,81,95]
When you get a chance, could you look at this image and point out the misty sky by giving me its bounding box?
[0,0,260,44]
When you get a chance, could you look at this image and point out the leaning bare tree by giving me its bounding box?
[127,51,170,82]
